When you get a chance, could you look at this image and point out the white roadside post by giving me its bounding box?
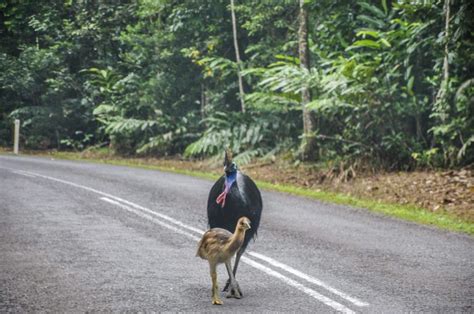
[13,119,20,155]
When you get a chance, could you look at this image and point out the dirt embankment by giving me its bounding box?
[238,162,473,223]
[102,154,473,223]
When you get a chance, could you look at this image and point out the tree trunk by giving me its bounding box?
[298,0,317,160]
[230,0,245,113]
[442,0,450,87]
[435,0,450,110]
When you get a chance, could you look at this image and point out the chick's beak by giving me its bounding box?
[244,221,251,230]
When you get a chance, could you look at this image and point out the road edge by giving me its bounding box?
[1,150,472,236]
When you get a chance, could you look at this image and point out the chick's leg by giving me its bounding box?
[210,263,222,305]
[224,260,242,299]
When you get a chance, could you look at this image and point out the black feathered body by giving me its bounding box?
[207,171,262,253]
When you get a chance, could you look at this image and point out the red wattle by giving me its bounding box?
[216,191,227,207]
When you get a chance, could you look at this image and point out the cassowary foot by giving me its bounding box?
[226,289,242,299]
[225,283,243,299]
[223,280,242,294]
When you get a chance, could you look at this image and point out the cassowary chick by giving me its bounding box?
[196,216,251,305]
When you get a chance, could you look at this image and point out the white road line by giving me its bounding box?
[101,197,201,241]
[12,170,36,178]
[4,167,367,311]
[248,252,369,307]
[99,197,354,314]
[105,194,204,235]
[242,257,354,314]
[13,169,204,234]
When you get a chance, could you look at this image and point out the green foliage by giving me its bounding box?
[184,111,298,165]
[0,0,472,169]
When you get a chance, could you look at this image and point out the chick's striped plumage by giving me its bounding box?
[196,217,251,304]
[196,228,243,263]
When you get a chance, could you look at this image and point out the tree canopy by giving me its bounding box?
[1,0,472,169]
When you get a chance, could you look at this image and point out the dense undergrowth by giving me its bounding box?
[1,1,473,171]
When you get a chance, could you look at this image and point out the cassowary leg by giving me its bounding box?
[224,260,241,299]
[210,263,222,305]
[223,249,243,297]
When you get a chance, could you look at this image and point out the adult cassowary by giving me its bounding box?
[207,150,262,298]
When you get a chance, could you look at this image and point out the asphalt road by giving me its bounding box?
[0,155,472,313]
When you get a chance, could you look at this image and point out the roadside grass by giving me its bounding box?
[256,181,473,235]
[2,149,473,236]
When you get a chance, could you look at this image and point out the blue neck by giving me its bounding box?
[225,171,237,190]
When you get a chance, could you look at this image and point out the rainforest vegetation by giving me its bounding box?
[1,0,473,170]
